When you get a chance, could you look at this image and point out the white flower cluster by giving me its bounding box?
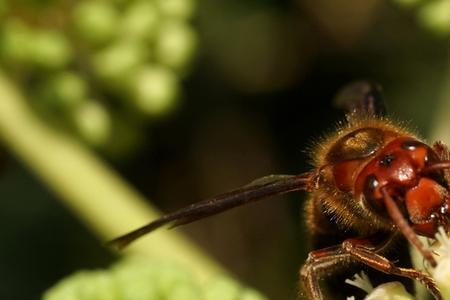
[346,227,450,300]
[345,271,414,300]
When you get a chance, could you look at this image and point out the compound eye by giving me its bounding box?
[326,127,384,163]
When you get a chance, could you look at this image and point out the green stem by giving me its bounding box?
[0,71,226,282]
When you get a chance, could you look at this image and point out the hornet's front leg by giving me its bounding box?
[300,235,441,300]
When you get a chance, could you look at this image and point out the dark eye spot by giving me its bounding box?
[379,154,395,167]
[401,140,422,151]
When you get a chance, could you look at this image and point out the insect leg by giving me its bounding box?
[300,236,442,300]
[300,246,350,300]
[341,237,442,300]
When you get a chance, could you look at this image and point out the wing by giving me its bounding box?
[108,173,313,250]
[334,81,387,119]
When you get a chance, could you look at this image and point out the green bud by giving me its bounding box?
[79,271,120,300]
[1,22,71,69]
[43,272,86,300]
[73,101,111,146]
[112,258,181,300]
[204,277,241,300]
[240,289,269,300]
[0,19,32,64]
[93,41,146,86]
[44,257,269,300]
[167,281,201,300]
[114,267,160,300]
[43,72,88,109]
[130,65,179,116]
[155,261,193,295]
[418,0,450,35]
[72,1,119,46]
[155,21,197,70]
[156,0,196,20]
[30,29,72,69]
[43,271,120,300]
[120,0,159,41]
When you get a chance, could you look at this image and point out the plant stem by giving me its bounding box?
[0,71,226,283]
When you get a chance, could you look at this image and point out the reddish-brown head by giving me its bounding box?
[356,137,450,238]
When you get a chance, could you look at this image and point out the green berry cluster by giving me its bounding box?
[0,0,197,157]
[393,0,450,36]
[43,257,268,300]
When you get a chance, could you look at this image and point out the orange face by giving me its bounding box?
[354,137,449,237]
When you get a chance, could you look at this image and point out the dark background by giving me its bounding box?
[0,0,449,299]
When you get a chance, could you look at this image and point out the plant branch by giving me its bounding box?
[0,71,226,283]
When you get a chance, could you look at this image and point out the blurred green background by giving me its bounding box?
[1,0,450,299]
